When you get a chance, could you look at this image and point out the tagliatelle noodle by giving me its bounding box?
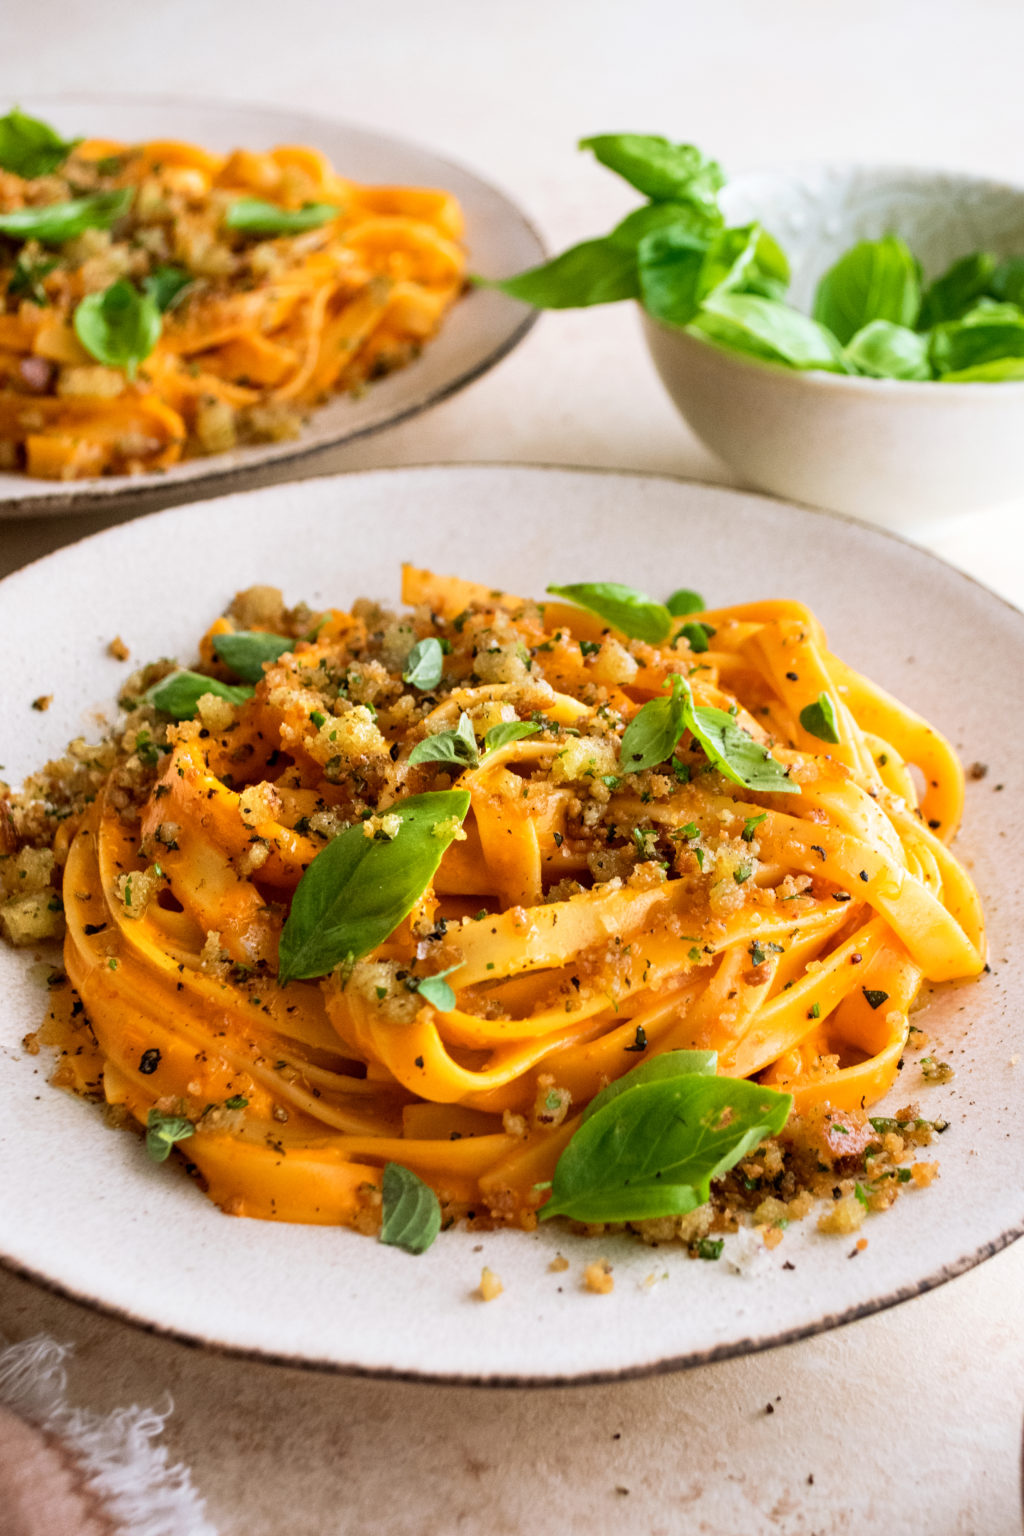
[0,139,465,479]
[47,570,983,1231]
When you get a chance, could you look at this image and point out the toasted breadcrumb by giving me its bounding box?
[476,1267,503,1302]
[583,1259,614,1294]
[107,636,131,661]
[548,1254,570,1274]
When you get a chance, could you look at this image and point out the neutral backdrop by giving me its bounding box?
[1,3,1023,1533]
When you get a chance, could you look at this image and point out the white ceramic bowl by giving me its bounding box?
[641,165,1024,531]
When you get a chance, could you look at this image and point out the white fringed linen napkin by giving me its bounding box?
[0,1335,216,1536]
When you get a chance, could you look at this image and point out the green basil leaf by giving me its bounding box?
[143,265,193,313]
[736,227,791,302]
[546,581,670,644]
[7,254,58,306]
[212,631,293,683]
[403,637,445,690]
[989,257,1024,307]
[919,251,997,328]
[698,222,787,305]
[799,692,841,743]
[637,225,707,326]
[690,292,847,372]
[483,720,542,752]
[145,1108,195,1163]
[666,588,705,617]
[413,964,461,1012]
[620,676,688,773]
[0,108,79,178]
[277,789,470,983]
[581,1049,718,1123]
[407,712,480,770]
[540,1073,792,1223]
[73,279,161,379]
[0,187,132,244]
[843,319,932,380]
[938,356,1024,382]
[813,235,920,346]
[223,198,338,236]
[379,1162,442,1254]
[479,202,710,310]
[480,234,641,308]
[930,309,1024,374]
[680,621,714,654]
[147,669,254,720]
[687,697,799,794]
[579,135,725,216]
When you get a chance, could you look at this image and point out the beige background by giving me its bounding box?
[1,2,1023,1531]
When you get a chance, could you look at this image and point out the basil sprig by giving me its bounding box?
[74,279,161,378]
[403,637,445,690]
[212,631,293,683]
[0,108,79,179]
[145,1108,195,1163]
[147,669,254,720]
[540,1053,792,1223]
[408,714,544,771]
[408,712,480,769]
[379,1162,442,1255]
[799,692,841,744]
[481,132,1024,384]
[621,674,798,793]
[277,789,470,983]
[546,581,671,644]
[413,964,461,1012]
[223,198,338,237]
[0,187,132,244]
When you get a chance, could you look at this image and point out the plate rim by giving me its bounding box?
[1,460,1021,1386]
[0,92,542,518]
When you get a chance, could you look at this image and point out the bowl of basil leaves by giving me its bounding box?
[486,137,1024,529]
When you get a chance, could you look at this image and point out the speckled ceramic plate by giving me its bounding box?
[0,97,541,518]
[0,466,1020,1384]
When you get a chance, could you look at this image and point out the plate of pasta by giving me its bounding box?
[0,97,541,515]
[0,465,1021,1384]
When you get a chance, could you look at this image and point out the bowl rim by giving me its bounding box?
[646,158,1024,398]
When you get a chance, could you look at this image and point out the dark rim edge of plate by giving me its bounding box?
[0,91,544,515]
[2,462,1021,1385]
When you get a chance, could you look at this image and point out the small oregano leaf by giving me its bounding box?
[403,637,445,690]
[145,1108,195,1164]
[379,1162,442,1254]
[407,712,480,770]
[799,693,841,744]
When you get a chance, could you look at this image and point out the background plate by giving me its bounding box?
[0,96,541,517]
[0,465,1020,1384]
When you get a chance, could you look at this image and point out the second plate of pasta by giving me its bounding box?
[0,97,542,515]
[0,464,1020,1382]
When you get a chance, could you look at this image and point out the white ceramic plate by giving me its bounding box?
[0,97,541,518]
[1,466,1020,1384]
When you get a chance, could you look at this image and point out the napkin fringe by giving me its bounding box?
[0,1334,217,1536]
